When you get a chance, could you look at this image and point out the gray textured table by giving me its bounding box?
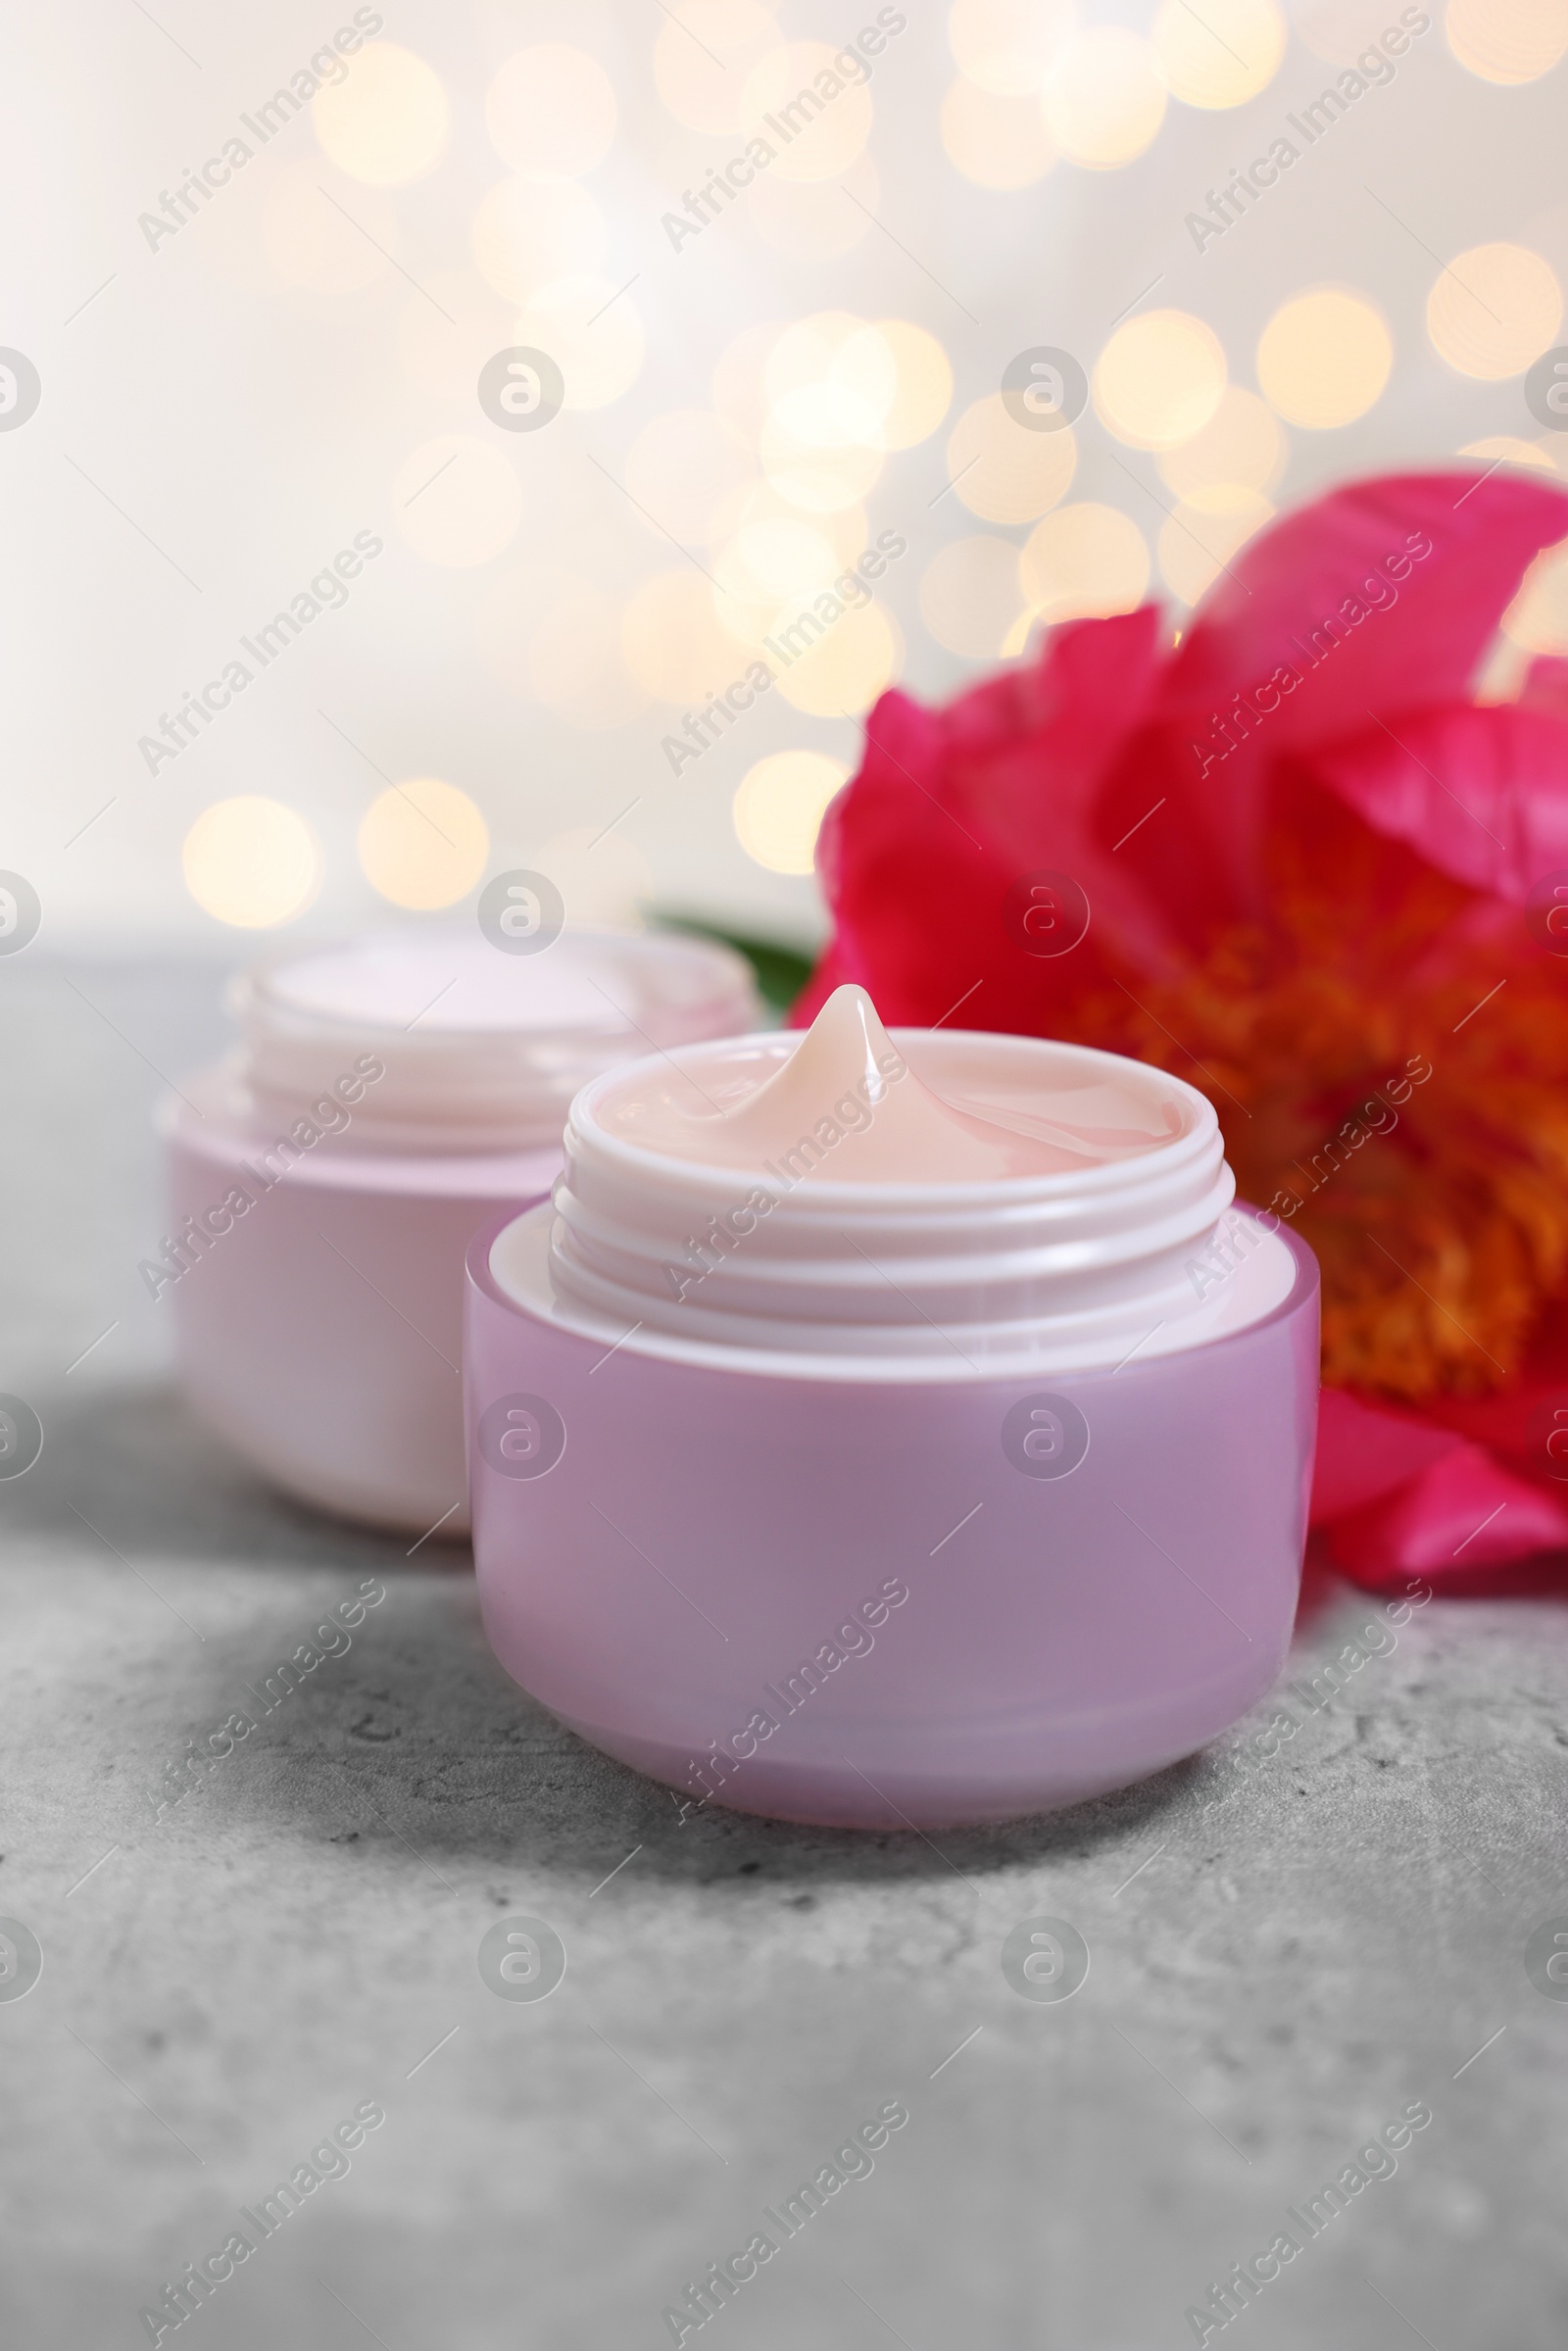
[3,959,1566,2350]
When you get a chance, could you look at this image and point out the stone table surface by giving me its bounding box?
[3,957,1566,2351]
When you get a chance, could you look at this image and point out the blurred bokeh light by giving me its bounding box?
[733,750,849,872]
[11,2,1568,950]
[312,43,450,184]
[948,394,1077,521]
[1041,28,1166,167]
[1427,243,1563,379]
[1257,288,1394,427]
[1019,503,1150,621]
[358,779,490,909]
[1152,0,1287,106]
[1095,310,1228,450]
[1445,0,1568,83]
[182,800,322,930]
[484,45,617,176]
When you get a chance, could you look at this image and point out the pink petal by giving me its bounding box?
[1133,472,1568,927]
[1165,469,1568,755]
[1312,702,1568,902]
[795,611,1173,1026]
[1324,1444,1568,1586]
[1310,1388,1466,1522]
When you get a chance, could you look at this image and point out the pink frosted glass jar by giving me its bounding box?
[466,1018,1320,1829]
[157,930,757,1537]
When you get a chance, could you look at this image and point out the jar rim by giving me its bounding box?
[222,927,760,1154]
[567,1021,1217,1203]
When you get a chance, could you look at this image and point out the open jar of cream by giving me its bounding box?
[158,929,758,1537]
[466,985,1319,1827]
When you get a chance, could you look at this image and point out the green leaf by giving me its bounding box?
[653,914,817,1016]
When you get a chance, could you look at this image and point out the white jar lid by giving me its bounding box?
[226,929,760,1154]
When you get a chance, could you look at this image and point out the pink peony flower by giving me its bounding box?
[796,470,1568,1586]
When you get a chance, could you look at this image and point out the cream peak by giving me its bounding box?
[602,983,1176,1183]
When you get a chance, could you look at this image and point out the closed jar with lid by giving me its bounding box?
[158,928,758,1535]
